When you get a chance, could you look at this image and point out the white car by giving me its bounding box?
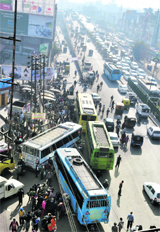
[123,71,130,81]
[112,55,118,63]
[137,75,145,80]
[108,132,119,148]
[123,56,131,64]
[147,76,157,86]
[116,55,121,61]
[121,63,130,73]
[137,68,146,78]
[130,61,138,70]
[118,84,128,93]
[129,69,138,78]
[143,182,160,205]
[147,126,160,139]
[91,93,101,102]
[116,62,122,70]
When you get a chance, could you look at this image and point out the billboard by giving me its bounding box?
[32,67,54,80]
[1,65,21,79]
[0,0,11,10]
[39,43,49,56]
[0,10,53,39]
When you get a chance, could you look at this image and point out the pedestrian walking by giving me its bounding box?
[97,84,99,93]
[74,80,77,87]
[127,212,134,230]
[97,73,99,81]
[111,222,119,232]
[115,155,121,168]
[18,188,24,205]
[35,162,40,178]
[19,207,25,226]
[125,135,129,147]
[102,104,105,115]
[24,212,32,231]
[74,70,77,77]
[118,180,124,196]
[111,100,115,110]
[100,81,103,89]
[118,218,124,232]
[9,218,19,232]
[122,121,126,129]
[106,108,110,118]
[99,102,102,112]
[110,95,114,104]
[116,126,120,138]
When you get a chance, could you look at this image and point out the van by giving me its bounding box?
[129,76,138,85]
[136,103,150,118]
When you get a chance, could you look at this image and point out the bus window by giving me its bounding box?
[94,152,99,157]
[90,116,97,121]
[99,152,108,157]
[86,201,89,208]
[82,115,87,121]
[109,153,113,158]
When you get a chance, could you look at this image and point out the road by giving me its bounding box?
[0,15,160,232]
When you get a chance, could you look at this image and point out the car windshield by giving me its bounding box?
[106,122,114,126]
[139,70,145,74]
[157,193,160,198]
[110,136,118,140]
[154,131,160,134]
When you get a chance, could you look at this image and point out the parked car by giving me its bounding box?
[118,84,128,93]
[123,71,130,81]
[109,132,119,148]
[130,61,138,70]
[143,182,160,205]
[137,68,146,78]
[147,76,157,86]
[147,126,160,139]
[91,93,101,102]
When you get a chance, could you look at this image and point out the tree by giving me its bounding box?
[132,41,149,61]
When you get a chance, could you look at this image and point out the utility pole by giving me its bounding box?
[43,55,45,113]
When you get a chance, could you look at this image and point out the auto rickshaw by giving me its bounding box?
[122,98,130,110]
[124,115,136,128]
[131,131,144,147]
[115,102,124,115]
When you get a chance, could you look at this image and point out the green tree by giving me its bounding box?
[132,41,149,61]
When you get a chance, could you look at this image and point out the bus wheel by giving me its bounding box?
[1,168,9,176]
[73,158,83,165]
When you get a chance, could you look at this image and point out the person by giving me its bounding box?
[46,170,53,186]
[117,118,121,125]
[127,212,134,230]
[9,218,19,232]
[18,188,24,205]
[125,135,129,147]
[24,212,32,231]
[116,124,120,137]
[106,108,110,118]
[111,222,119,232]
[115,155,121,168]
[122,121,126,129]
[35,162,40,178]
[102,104,105,115]
[48,157,53,169]
[48,216,56,231]
[100,81,103,88]
[97,73,99,80]
[138,114,142,124]
[74,80,77,86]
[103,179,109,189]
[97,84,99,93]
[74,70,77,76]
[19,207,25,226]
[111,100,115,110]
[96,170,102,179]
[137,225,143,231]
[110,95,114,104]
[118,180,124,196]
[118,218,124,232]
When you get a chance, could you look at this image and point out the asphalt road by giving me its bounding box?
[0,17,160,232]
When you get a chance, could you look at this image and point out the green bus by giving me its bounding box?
[86,121,115,170]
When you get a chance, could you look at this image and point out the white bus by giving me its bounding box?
[21,122,82,169]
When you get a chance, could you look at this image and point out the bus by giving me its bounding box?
[104,62,121,81]
[53,148,111,225]
[21,122,82,169]
[86,121,114,170]
[76,93,97,132]
[138,79,160,101]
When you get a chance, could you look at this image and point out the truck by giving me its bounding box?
[136,103,151,118]
[0,176,24,199]
[8,101,30,115]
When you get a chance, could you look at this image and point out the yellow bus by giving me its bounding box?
[76,93,97,132]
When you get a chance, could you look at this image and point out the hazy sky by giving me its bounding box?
[57,0,160,10]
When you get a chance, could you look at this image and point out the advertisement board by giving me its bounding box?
[21,67,31,80]
[0,10,53,39]
[0,0,11,10]
[32,67,54,80]
[1,65,21,79]
[39,43,49,56]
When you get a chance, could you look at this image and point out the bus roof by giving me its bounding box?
[78,93,96,115]
[57,148,107,197]
[22,122,82,150]
[89,121,110,147]
[104,62,118,70]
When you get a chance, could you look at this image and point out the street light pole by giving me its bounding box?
[43,55,45,113]
[34,57,37,110]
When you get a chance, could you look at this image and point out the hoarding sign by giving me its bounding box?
[39,43,49,55]
[21,67,31,80]
[0,3,11,10]
[1,65,21,79]
[32,113,46,120]
[0,11,53,39]
[67,57,80,62]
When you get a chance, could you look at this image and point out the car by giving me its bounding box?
[130,61,138,70]
[118,84,128,93]
[147,76,157,86]
[91,93,101,102]
[137,75,145,80]
[123,56,131,64]
[116,62,122,70]
[147,126,160,139]
[116,55,121,61]
[123,71,130,81]
[103,118,114,132]
[129,69,138,78]
[121,63,130,73]
[143,182,160,205]
[112,55,118,63]
[137,68,146,78]
[108,132,119,148]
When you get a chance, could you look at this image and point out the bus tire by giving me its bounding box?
[73,158,83,165]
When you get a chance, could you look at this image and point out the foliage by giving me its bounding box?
[51,44,60,59]
[132,41,149,61]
